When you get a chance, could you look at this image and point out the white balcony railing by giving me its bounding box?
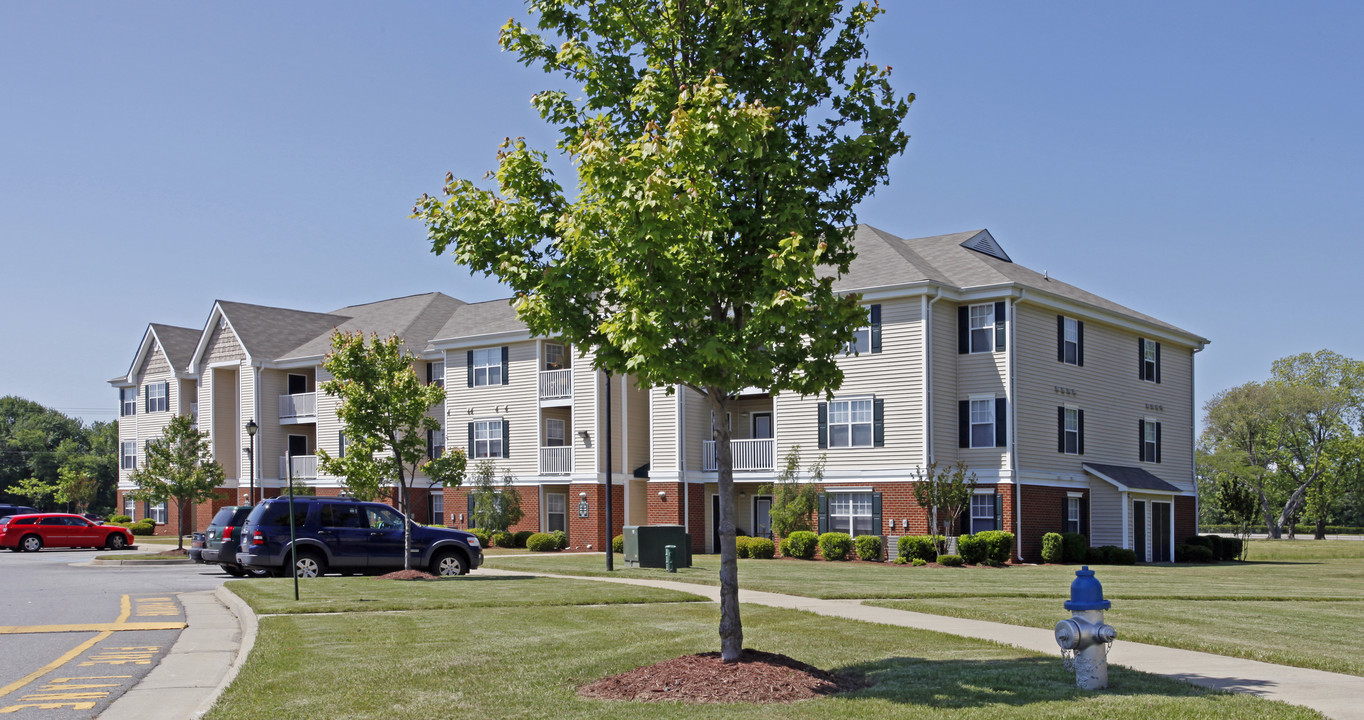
[279,392,316,420]
[539,446,573,475]
[701,438,775,472]
[539,369,572,401]
[280,455,317,479]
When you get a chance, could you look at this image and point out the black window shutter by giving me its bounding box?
[501,346,510,385]
[1155,422,1162,463]
[817,402,828,449]
[817,493,828,534]
[870,304,882,353]
[468,422,474,456]
[338,432,346,459]
[957,306,969,354]
[502,420,510,458]
[1139,419,1145,461]
[1154,342,1161,384]
[467,493,475,524]
[1080,497,1090,538]
[1057,406,1066,453]
[427,430,434,459]
[1077,410,1085,455]
[994,493,1004,533]
[1077,321,1085,366]
[873,398,885,447]
[1138,339,1145,379]
[466,350,474,387]
[1056,315,1065,362]
[994,301,1006,351]
[872,492,882,544]
[144,385,149,413]
[994,398,1007,448]
[958,401,970,448]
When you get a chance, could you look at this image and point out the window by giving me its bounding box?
[970,304,995,353]
[970,493,997,532]
[427,361,445,387]
[366,505,404,530]
[472,419,504,459]
[338,432,347,459]
[149,501,167,525]
[428,429,445,460]
[829,399,873,448]
[959,302,1005,354]
[320,503,365,528]
[430,494,445,526]
[844,305,881,355]
[828,492,874,536]
[1141,419,1162,463]
[1140,338,1161,383]
[121,441,137,470]
[1058,316,1083,365]
[145,381,168,413]
[545,418,566,447]
[544,343,565,370]
[1065,496,1082,534]
[123,495,136,520]
[470,348,504,387]
[546,492,566,533]
[120,388,137,417]
[1059,407,1083,455]
[970,399,995,448]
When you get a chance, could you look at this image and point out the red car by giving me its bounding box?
[0,513,134,552]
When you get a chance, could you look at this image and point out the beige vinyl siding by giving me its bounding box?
[727,396,775,441]
[955,302,1009,472]
[238,365,255,482]
[1013,304,1196,490]
[650,386,678,473]
[932,300,960,464]
[316,366,343,480]
[450,340,539,478]
[683,388,710,473]
[204,321,245,365]
[259,369,288,481]
[1089,481,1123,546]
[598,371,625,476]
[628,478,648,525]
[209,366,240,481]
[775,297,926,470]
[572,348,598,474]
[128,343,180,482]
[626,379,649,475]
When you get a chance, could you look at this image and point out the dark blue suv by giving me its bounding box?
[234,496,482,578]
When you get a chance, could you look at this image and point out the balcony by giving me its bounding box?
[280,455,317,480]
[279,392,316,423]
[702,438,775,472]
[539,369,572,405]
[539,446,573,475]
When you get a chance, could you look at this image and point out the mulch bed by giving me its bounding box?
[578,649,867,704]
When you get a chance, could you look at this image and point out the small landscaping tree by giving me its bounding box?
[11,476,56,509]
[911,461,978,556]
[468,460,524,534]
[129,414,223,550]
[762,446,823,539]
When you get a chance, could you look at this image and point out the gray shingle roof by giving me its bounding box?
[1083,463,1182,493]
[431,298,524,344]
[149,324,201,372]
[278,292,466,360]
[215,301,352,362]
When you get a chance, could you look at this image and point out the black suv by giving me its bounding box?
[235,496,482,578]
[194,506,268,577]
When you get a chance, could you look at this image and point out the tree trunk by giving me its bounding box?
[1314,517,1327,540]
[706,389,743,663]
[177,498,186,551]
[399,473,412,571]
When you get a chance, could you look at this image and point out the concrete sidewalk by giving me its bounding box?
[477,567,1364,720]
[99,587,257,720]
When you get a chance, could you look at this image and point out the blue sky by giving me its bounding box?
[2,1,1361,425]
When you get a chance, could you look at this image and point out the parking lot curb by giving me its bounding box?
[189,585,257,718]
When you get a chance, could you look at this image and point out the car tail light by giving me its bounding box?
[223,525,234,540]
[251,530,264,547]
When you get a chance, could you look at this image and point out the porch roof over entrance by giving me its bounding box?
[1083,463,1182,494]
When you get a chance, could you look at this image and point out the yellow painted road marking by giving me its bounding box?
[0,623,185,635]
[0,702,96,713]
[0,632,111,699]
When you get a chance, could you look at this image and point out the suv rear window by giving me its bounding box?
[246,501,311,528]
[210,508,238,526]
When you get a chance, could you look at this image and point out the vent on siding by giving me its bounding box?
[960,230,1011,263]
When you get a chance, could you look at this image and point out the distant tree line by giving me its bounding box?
[0,396,118,515]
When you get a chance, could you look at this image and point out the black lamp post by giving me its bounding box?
[605,371,613,572]
[245,419,258,505]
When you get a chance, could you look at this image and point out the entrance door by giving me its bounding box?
[1152,502,1172,563]
[751,413,773,439]
[1133,501,1146,562]
[288,374,308,395]
[287,435,308,459]
[754,497,772,539]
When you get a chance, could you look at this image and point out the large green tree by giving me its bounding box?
[416,1,909,661]
[1,397,117,514]
[129,414,224,550]
[317,331,467,570]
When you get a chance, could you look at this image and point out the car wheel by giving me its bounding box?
[245,567,271,578]
[293,551,326,579]
[432,550,467,577]
[220,564,247,577]
[20,535,42,552]
[105,534,128,551]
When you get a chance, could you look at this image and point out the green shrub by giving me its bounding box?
[1185,535,1213,549]
[957,534,988,564]
[1207,534,1225,560]
[817,532,853,561]
[854,534,883,562]
[1060,532,1088,563]
[109,514,132,524]
[130,521,155,537]
[892,556,908,565]
[468,528,490,547]
[733,535,752,558]
[937,554,964,567]
[784,531,819,559]
[976,530,1014,563]
[912,557,928,566]
[1176,543,1215,563]
[526,532,559,552]
[612,534,624,553]
[778,536,792,557]
[897,535,939,563]
[1084,546,1104,564]
[491,530,514,548]
[747,537,776,559]
[551,529,569,549]
[1220,536,1244,561]
[1105,547,1137,565]
[513,530,534,548]
[1041,532,1064,563]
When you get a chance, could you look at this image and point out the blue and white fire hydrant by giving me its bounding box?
[1054,566,1117,690]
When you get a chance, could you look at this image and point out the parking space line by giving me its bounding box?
[0,632,111,700]
[0,623,186,635]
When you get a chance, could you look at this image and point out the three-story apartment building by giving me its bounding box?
[112,226,1205,562]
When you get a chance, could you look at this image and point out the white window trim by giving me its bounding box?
[430,494,445,525]
[827,491,875,537]
[828,396,874,448]
[429,360,445,387]
[146,381,168,413]
[1143,417,1159,463]
[968,395,996,449]
[844,307,873,356]
[120,388,137,417]
[1062,316,1079,365]
[473,417,504,459]
[1066,496,1082,534]
[968,303,996,354]
[545,418,566,446]
[1063,405,1080,455]
[1142,339,1159,382]
[120,441,137,470]
[472,348,501,387]
[970,493,997,531]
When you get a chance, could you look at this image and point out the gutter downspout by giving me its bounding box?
[1010,291,1025,562]
[1191,344,1205,534]
[925,287,944,465]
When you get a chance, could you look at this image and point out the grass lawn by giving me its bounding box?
[484,541,1364,676]
[209,576,1319,719]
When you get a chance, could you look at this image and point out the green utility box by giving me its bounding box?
[623,525,692,569]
